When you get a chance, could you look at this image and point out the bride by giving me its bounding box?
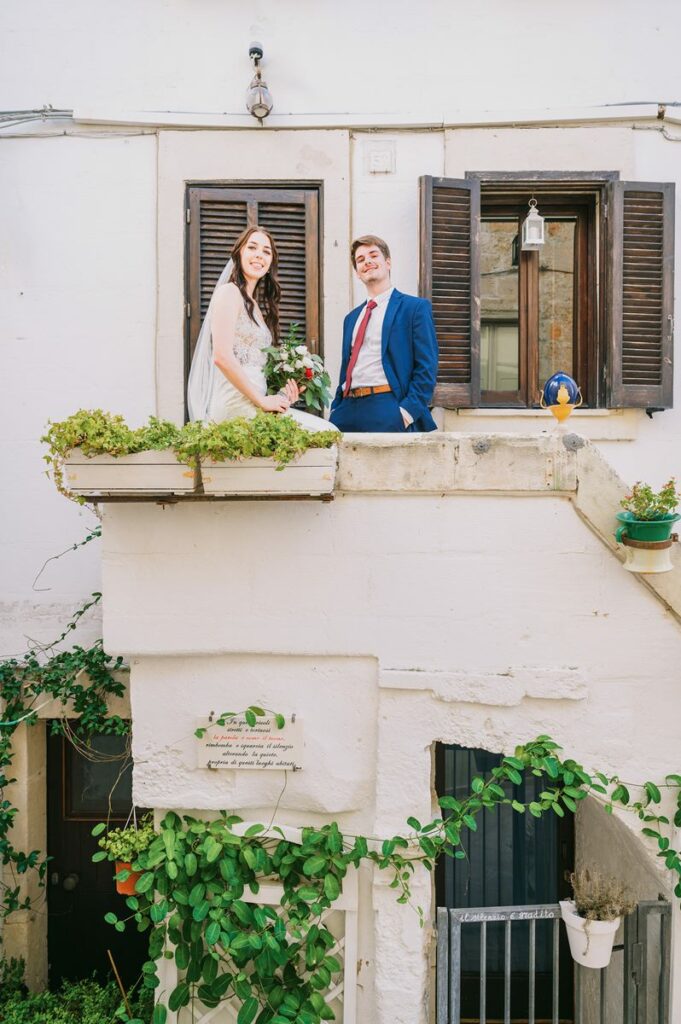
[187,225,334,431]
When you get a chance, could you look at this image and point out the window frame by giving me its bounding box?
[478,198,595,408]
[468,172,619,410]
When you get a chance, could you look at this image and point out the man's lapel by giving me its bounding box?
[381,289,403,359]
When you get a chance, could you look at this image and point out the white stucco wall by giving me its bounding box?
[3,0,680,118]
[0,133,157,652]
[100,448,681,1022]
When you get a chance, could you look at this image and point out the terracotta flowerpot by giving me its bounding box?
[559,900,619,969]
[114,861,141,896]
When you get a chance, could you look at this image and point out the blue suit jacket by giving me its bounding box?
[331,290,438,431]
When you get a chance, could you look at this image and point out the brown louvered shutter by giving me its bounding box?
[186,185,321,368]
[607,181,675,408]
[419,176,481,407]
[258,190,319,347]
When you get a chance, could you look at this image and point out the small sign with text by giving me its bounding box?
[196,716,304,771]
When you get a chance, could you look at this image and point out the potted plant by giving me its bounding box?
[91,814,155,895]
[559,870,635,969]
[615,478,680,573]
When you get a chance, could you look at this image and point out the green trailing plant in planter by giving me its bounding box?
[560,870,636,969]
[43,409,340,498]
[93,814,156,896]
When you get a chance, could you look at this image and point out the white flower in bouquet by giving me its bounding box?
[295,345,308,355]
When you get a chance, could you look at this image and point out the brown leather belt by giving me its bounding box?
[347,384,392,398]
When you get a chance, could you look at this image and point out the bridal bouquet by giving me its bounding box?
[264,324,332,413]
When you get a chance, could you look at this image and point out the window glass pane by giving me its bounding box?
[538,219,576,392]
[66,733,132,819]
[480,221,519,391]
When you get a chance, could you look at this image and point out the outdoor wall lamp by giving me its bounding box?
[246,43,273,122]
[521,197,545,251]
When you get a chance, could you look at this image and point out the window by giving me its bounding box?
[185,183,322,396]
[419,175,675,410]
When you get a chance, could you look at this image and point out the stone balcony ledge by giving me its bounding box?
[74,431,681,629]
[65,431,583,502]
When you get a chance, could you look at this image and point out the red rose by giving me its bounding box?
[305,367,314,379]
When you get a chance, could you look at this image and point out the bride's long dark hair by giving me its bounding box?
[229,226,281,343]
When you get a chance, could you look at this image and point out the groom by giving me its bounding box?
[329,235,438,432]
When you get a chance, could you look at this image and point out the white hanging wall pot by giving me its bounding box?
[521,197,545,251]
[559,900,619,969]
[618,534,678,574]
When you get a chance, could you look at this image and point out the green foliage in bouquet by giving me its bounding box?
[620,478,680,521]
[264,324,332,412]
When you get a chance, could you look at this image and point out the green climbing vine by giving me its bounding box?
[0,592,127,920]
[92,734,681,1024]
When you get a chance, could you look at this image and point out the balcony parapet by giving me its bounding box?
[65,431,681,626]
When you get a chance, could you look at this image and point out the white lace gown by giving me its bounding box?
[207,306,335,433]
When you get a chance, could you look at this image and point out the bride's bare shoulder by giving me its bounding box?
[214,281,243,309]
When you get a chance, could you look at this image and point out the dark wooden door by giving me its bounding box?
[435,744,574,1023]
[47,727,148,989]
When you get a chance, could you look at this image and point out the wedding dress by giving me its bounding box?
[187,259,335,433]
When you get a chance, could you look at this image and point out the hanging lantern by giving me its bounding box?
[521,197,545,251]
[246,43,274,122]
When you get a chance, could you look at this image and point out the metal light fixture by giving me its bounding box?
[521,196,545,251]
[246,43,273,123]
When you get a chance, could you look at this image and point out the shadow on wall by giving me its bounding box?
[575,797,669,1024]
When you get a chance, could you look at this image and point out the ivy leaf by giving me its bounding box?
[245,710,256,727]
[275,714,286,730]
[237,997,259,1024]
[152,1006,168,1024]
[91,822,106,837]
[644,782,661,805]
[91,850,108,862]
[135,871,155,894]
[168,983,191,1012]
[244,823,265,838]
[303,856,326,877]
[205,921,221,946]
[323,873,340,901]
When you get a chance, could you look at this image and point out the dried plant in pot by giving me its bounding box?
[91,814,155,895]
[560,870,636,969]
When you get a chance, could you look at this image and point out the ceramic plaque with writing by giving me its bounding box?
[196,716,304,771]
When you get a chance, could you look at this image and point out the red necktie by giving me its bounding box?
[343,300,377,397]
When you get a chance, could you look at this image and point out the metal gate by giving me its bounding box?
[436,900,671,1024]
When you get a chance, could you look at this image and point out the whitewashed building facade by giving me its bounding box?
[2,2,681,1021]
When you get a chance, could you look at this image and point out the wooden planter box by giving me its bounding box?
[63,450,196,497]
[200,446,338,497]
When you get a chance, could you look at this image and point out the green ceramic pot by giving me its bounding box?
[615,511,680,543]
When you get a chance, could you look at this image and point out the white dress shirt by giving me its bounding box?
[346,286,393,388]
[345,286,413,426]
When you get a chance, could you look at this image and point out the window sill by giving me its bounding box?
[436,407,640,441]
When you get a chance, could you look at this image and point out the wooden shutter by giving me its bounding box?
[186,185,321,365]
[419,176,481,407]
[606,181,674,408]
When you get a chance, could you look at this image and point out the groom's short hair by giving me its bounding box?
[351,234,391,267]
